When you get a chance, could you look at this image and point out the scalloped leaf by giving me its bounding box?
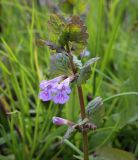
[49,53,72,77]
[76,65,91,86]
[86,97,105,127]
[47,14,66,45]
[77,57,100,85]
[44,14,88,54]
[59,16,89,48]
[48,14,65,35]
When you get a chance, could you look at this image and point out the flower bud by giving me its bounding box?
[52,116,75,126]
[52,117,68,125]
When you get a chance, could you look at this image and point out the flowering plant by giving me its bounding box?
[38,14,102,160]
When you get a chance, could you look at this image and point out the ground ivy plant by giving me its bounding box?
[37,14,101,160]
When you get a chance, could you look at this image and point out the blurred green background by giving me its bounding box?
[0,0,138,160]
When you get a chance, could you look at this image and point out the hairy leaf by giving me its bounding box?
[48,14,65,35]
[77,65,91,86]
[59,16,88,47]
[45,14,88,54]
[77,57,100,85]
[83,57,100,68]
[86,97,104,127]
[49,53,72,77]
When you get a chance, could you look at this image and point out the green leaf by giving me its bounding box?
[86,97,104,127]
[83,57,100,68]
[77,57,100,85]
[49,53,72,77]
[77,65,91,86]
[48,14,65,35]
[47,14,66,45]
[59,16,89,52]
[45,15,88,54]
[96,147,135,160]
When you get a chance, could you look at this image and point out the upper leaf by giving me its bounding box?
[59,16,89,47]
[48,14,65,35]
[37,15,89,56]
[47,14,88,54]
[47,14,66,45]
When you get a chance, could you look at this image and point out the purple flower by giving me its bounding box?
[53,91,69,104]
[39,76,63,90]
[52,77,71,104]
[39,76,72,104]
[39,90,52,101]
[39,76,63,101]
[57,77,71,94]
[52,117,68,125]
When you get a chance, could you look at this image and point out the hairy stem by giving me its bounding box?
[66,44,89,160]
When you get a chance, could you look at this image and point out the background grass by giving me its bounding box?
[0,0,138,160]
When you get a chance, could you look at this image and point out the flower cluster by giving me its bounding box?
[39,76,72,104]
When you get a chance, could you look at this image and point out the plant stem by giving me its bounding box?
[66,44,89,160]
[77,86,89,160]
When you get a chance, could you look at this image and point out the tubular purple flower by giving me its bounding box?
[39,76,64,90]
[39,82,54,101]
[57,77,71,94]
[52,116,68,125]
[39,76,73,104]
[52,77,72,104]
[39,90,52,101]
[39,76,64,102]
[53,91,69,104]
